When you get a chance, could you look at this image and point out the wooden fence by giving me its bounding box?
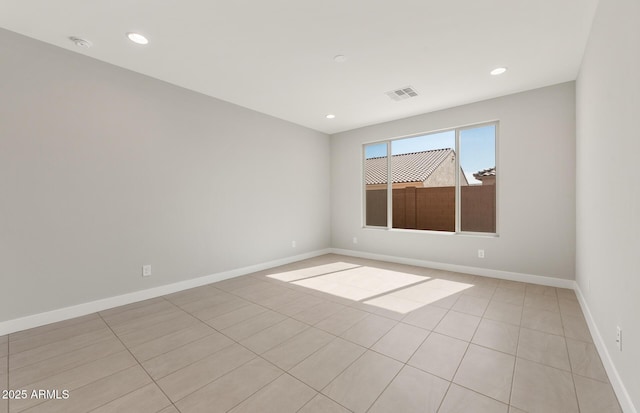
[366,185,495,233]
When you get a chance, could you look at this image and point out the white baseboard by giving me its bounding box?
[0,249,331,336]
[574,284,637,413]
[330,248,575,289]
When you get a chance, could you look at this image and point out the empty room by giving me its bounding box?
[0,0,638,412]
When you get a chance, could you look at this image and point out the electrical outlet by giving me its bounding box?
[616,326,622,351]
[478,249,485,258]
[353,237,358,244]
[292,240,297,248]
[142,265,151,277]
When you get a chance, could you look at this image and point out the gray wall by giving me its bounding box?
[0,29,331,322]
[576,0,640,409]
[331,82,576,279]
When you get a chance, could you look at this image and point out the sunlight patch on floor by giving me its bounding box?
[268,263,475,314]
[266,262,361,282]
[365,278,473,313]
[291,266,428,302]
[363,294,427,313]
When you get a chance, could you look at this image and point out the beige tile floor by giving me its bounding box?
[0,254,623,413]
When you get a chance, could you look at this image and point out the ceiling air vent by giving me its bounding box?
[386,86,419,101]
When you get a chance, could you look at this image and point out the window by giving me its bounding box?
[364,122,497,234]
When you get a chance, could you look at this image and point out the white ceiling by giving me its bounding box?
[0,0,598,134]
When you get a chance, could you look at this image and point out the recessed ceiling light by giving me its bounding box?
[326,114,336,119]
[127,32,149,45]
[69,37,92,48]
[490,67,507,75]
[333,55,347,63]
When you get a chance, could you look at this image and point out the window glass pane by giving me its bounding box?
[390,131,455,231]
[364,143,388,227]
[460,125,496,233]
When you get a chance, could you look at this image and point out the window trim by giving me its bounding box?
[362,120,499,236]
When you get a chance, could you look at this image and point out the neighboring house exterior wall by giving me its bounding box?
[477,176,496,185]
[423,152,469,187]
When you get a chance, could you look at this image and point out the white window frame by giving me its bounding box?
[362,121,499,236]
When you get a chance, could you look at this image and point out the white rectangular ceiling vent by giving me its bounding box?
[386,86,419,101]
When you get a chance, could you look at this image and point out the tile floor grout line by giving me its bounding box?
[293,393,318,413]
[327,296,449,410]
[438,290,483,404]
[141,289,321,408]
[201,301,272,327]
[107,313,210,351]
[559,302,583,413]
[362,363,404,413]
[129,296,323,386]
[217,287,325,326]
[508,294,526,410]
[100,297,227,366]
[82,378,170,413]
[371,301,461,410]
[187,309,336,410]
[96,312,177,412]
[364,318,434,367]
[220,283,353,336]
[176,296,255,319]
[139,337,236,383]
[100,300,181,326]
[444,383,512,410]
[281,330,344,370]
[8,341,130,390]
[286,301,347,327]
[180,356,284,411]
[128,328,217,366]
[105,303,188,327]
[104,312,195,341]
[8,317,107,351]
[290,378,360,413]
[474,283,516,409]
[166,298,253,324]
[7,350,138,413]
[210,296,367,411]
[310,361,370,413]
[98,296,169,318]
[190,300,275,330]
[7,313,102,344]
[317,345,370,395]
[7,321,119,378]
[434,381,454,413]
[362,320,403,353]
[222,316,302,348]
[7,325,112,362]
[215,369,286,413]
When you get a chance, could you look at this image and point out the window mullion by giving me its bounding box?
[455,128,461,233]
[387,140,393,229]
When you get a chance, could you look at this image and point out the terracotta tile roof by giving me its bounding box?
[473,167,496,179]
[365,148,452,185]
